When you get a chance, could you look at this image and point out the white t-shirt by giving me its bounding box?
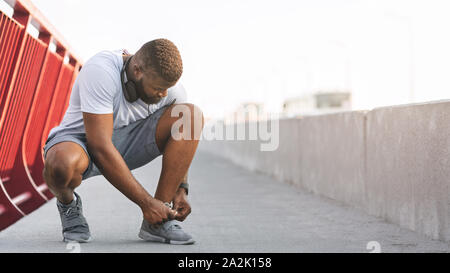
[47,49,187,139]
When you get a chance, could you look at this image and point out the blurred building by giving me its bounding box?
[282,91,352,117]
[225,102,266,124]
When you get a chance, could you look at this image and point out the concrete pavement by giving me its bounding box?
[1,150,449,252]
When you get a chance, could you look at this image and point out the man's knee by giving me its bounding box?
[43,149,80,187]
[156,103,204,151]
[169,103,204,138]
[188,103,204,128]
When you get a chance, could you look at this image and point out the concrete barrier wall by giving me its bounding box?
[199,100,450,241]
[365,101,450,241]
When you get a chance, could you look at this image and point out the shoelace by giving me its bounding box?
[64,206,81,219]
[163,202,182,230]
[149,202,179,230]
[164,222,182,231]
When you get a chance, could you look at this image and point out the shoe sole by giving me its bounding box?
[63,236,93,243]
[138,229,195,245]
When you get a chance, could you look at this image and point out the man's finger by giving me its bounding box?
[175,213,187,222]
[174,213,182,221]
[168,209,178,220]
[175,209,188,221]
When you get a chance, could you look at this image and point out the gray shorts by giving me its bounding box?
[43,105,169,181]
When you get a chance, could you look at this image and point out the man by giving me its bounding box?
[42,39,203,245]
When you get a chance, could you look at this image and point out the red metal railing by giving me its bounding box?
[0,0,82,230]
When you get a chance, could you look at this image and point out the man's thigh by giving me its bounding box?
[43,103,172,181]
[84,104,170,180]
[113,106,168,168]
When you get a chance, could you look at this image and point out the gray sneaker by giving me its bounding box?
[57,192,92,243]
[139,219,195,245]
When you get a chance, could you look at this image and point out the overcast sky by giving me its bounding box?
[6,0,450,118]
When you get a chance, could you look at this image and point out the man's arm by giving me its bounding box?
[179,172,188,194]
[83,112,176,225]
[172,171,191,221]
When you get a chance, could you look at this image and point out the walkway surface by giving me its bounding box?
[1,151,449,253]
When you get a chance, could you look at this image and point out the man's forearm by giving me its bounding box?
[181,172,188,183]
[89,143,153,209]
[177,172,189,195]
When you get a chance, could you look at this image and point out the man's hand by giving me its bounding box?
[141,197,177,226]
[173,188,191,222]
